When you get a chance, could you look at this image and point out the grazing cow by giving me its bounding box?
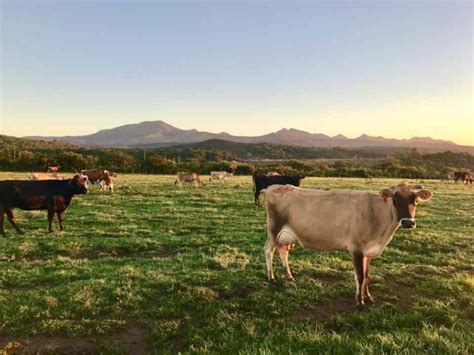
[0,175,88,234]
[448,171,472,184]
[99,174,114,192]
[252,174,305,205]
[47,164,61,173]
[209,171,233,182]
[267,171,280,176]
[27,173,64,180]
[264,183,433,309]
[175,172,203,188]
[80,169,111,184]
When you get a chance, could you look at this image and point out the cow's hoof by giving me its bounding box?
[268,277,276,283]
[286,276,295,282]
[364,296,375,304]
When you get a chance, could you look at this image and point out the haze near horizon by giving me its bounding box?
[1,1,472,145]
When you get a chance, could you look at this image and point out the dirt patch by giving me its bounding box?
[218,286,255,300]
[293,278,418,321]
[0,322,149,355]
[308,272,345,285]
[156,249,178,259]
[293,295,356,321]
[109,322,148,355]
[381,278,417,312]
[1,337,99,355]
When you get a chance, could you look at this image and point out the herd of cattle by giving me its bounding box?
[1,165,472,308]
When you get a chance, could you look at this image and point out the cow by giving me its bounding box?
[27,173,64,180]
[47,164,61,173]
[99,174,114,192]
[80,169,111,185]
[252,174,305,205]
[0,175,88,234]
[267,171,280,176]
[264,182,433,309]
[175,172,203,188]
[448,171,472,184]
[209,171,233,182]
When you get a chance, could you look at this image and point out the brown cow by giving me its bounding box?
[175,172,203,188]
[99,174,114,192]
[47,164,61,173]
[80,169,111,184]
[0,175,88,234]
[27,173,64,180]
[264,182,433,309]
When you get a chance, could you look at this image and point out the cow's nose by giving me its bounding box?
[400,218,416,229]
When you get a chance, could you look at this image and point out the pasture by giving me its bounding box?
[0,173,473,354]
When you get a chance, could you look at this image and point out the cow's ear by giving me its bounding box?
[416,189,433,202]
[379,189,393,201]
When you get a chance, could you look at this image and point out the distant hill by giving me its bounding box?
[26,120,473,153]
[150,139,384,160]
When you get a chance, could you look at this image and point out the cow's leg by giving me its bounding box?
[0,209,5,235]
[278,245,294,281]
[47,205,55,233]
[352,251,365,308]
[6,209,23,234]
[57,211,65,231]
[255,191,260,206]
[264,236,277,282]
[362,256,374,304]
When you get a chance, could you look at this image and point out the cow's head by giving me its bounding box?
[69,175,89,195]
[380,183,432,229]
[296,175,305,186]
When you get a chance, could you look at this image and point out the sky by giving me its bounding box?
[1,0,472,145]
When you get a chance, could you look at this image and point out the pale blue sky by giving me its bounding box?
[1,0,472,144]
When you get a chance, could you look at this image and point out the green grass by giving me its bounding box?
[0,173,473,354]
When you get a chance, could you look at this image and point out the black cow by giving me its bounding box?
[449,171,472,184]
[252,174,305,205]
[0,175,88,234]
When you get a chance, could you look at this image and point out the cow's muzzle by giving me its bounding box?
[400,218,416,229]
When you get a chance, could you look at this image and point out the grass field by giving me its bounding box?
[0,173,473,354]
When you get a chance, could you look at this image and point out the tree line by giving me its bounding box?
[0,135,472,179]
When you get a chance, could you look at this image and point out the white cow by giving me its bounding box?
[175,172,204,188]
[209,171,233,182]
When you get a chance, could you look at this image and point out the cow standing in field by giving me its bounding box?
[448,171,472,184]
[99,173,114,192]
[0,175,88,234]
[175,172,204,188]
[47,164,61,173]
[209,171,233,183]
[252,174,305,205]
[264,183,433,309]
[267,171,280,176]
[80,169,112,184]
[27,173,64,180]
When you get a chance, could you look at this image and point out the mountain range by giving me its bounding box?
[26,120,473,153]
